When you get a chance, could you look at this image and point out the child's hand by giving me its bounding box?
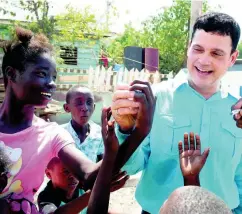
[110,171,129,192]
[178,132,210,178]
[101,107,119,153]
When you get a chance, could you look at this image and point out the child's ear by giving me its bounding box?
[93,103,96,111]
[5,66,16,83]
[63,103,70,113]
[45,169,52,180]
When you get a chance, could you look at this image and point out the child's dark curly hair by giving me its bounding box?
[0,27,54,87]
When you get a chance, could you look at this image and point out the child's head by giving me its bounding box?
[159,186,232,214]
[64,85,95,126]
[0,27,57,107]
[0,145,12,193]
[45,157,79,192]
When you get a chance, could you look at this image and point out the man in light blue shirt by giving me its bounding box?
[111,12,242,214]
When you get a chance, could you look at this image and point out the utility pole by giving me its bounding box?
[189,0,203,39]
[106,0,113,30]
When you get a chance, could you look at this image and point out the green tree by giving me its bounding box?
[19,0,55,39]
[0,0,16,16]
[106,24,142,64]
[141,0,191,74]
[1,0,107,42]
[0,0,55,39]
[106,0,208,74]
[1,0,110,66]
[54,5,106,43]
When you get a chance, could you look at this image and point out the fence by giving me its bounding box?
[56,66,169,92]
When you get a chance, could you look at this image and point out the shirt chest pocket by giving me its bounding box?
[219,123,242,163]
[152,114,192,156]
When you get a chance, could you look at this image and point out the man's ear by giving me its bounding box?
[63,103,70,113]
[229,50,239,67]
[5,66,16,83]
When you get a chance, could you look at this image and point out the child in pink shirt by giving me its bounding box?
[0,27,101,213]
[0,27,131,213]
[0,118,74,202]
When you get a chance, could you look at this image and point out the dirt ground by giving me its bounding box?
[109,173,142,214]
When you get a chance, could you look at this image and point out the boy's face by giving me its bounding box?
[187,29,238,92]
[46,161,79,192]
[65,88,95,126]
